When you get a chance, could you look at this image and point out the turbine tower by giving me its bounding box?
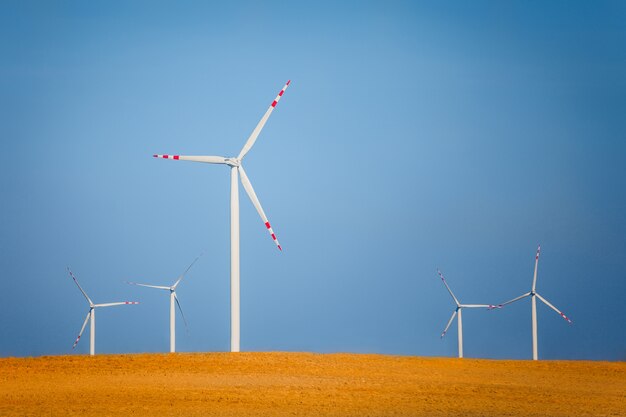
[436,269,493,358]
[153,80,290,352]
[68,267,139,355]
[495,245,572,360]
[126,254,201,353]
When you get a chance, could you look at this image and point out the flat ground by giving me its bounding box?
[0,352,624,416]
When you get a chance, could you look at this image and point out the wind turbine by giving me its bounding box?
[68,267,139,356]
[436,269,494,358]
[153,80,290,352]
[495,245,572,360]
[126,254,201,353]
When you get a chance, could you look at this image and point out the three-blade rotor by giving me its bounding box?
[126,254,202,330]
[436,269,491,338]
[68,267,139,349]
[495,245,572,323]
[153,80,290,251]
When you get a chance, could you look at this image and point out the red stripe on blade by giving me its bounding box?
[271,100,277,107]
[173,155,179,160]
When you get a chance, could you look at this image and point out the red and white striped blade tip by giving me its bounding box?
[488,304,502,310]
[561,312,572,323]
[264,221,282,251]
[72,336,81,349]
[153,154,180,160]
[271,80,291,108]
[125,301,140,304]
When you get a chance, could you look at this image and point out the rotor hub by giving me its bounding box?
[225,157,241,167]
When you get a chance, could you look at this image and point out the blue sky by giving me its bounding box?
[1,1,624,360]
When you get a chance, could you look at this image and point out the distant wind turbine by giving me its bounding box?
[436,269,495,358]
[494,245,572,360]
[126,254,201,353]
[68,267,139,355]
[153,80,290,352]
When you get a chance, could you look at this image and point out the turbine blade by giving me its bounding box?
[497,292,532,308]
[126,281,170,290]
[536,293,572,323]
[238,80,291,160]
[153,155,227,164]
[67,267,93,305]
[72,310,91,349]
[532,244,541,292]
[436,269,460,306]
[238,165,282,250]
[174,293,189,332]
[94,301,140,307]
[441,310,458,338]
[460,304,492,308]
[172,253,203,289]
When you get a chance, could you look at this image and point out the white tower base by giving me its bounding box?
[90,309,95,356]
[170,291,176,353]
[230,166,241,353]
[457,308,463,358]
[532,295,538,360]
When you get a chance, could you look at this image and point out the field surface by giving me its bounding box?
[0,352,624,416]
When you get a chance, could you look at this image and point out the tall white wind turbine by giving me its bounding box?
[436,269,494,358]
[153,80,290,352]
[495,245,572,360]
[68,268,139,356]
[126,254,201,353]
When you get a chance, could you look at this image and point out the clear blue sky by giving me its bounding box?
[1,1,624,360]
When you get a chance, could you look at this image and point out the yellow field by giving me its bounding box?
[0,352,624,416]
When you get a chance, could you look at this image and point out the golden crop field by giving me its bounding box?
[0,352,624,416]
